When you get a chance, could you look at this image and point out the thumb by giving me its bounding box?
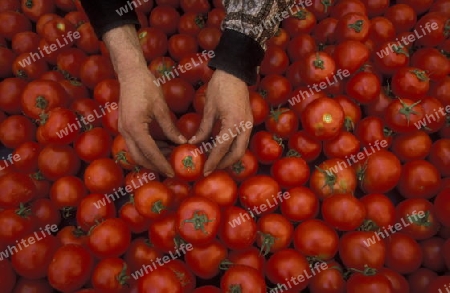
[188,107,216,144]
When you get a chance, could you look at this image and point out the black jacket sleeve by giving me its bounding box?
[79,0,140,39]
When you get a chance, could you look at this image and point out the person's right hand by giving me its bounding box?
[117,67,187,177]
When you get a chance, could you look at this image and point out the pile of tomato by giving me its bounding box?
[1,0,450,292]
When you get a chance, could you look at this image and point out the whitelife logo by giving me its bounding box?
[18,31,80,68]
[363,210,426,247]
[153,50,215,86]
[56,102,118,139]
[414,105,450,130]
[116,0,152,16]
[269,262,329,293]
[288,69,350,107]
[0,153,21,171]
[190,121,253,157]
[376,21,439,58]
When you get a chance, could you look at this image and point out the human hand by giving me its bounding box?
[189,69,254,177]
[118,68,187,177]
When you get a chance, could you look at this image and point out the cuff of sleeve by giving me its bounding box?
[208,29,264,85]
[95,19,140,40]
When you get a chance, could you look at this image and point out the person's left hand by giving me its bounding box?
[188,69,254,177]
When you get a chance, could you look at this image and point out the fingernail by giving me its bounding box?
[188,136,196,144]
[166,172,174,178]
[178,135,187,143]
[204,170,211,177]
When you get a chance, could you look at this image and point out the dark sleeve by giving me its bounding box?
[208,0,297,85]
[79,0,140,39]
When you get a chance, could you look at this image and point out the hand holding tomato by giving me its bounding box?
[103,25,187,177]
[189,69,253,176]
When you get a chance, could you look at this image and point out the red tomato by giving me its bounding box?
[335,12,370,42]
[339,231,386,270]
[0,172,37,209]
[282,8,316,37]
[293,219,339,261]
[420,237,446,273]
[323,131,360,159]
[83,158,123,194]
[333,40,369,74]
[119,199,151,234]
[134,181,173,220]
[414,12,449,48]
[280,186,319,222]
[373,41,410,75]
[220,265,266,293]
[287,130,322,162]
[227,247,265,273]
[260,46,289,75]
[391,131,432,162]
[256,214,293,255]
[47,244,94,293]
[397,160,441,199]
[219,206,257,250]
[360,193,396,229]
[238,175,282,215]
[0,208,34,244]
[170,144,206,182]
[429,139,450,177]
[384,4,417,34]
[138,27,167,62]
[74,127,112,162]
[176,196,221,246]
[249,131,283,165]
[309,260,345,293]
[0,260,16,293]
[87,218,131,259]
[92,258,130,293]
[270,156,310,189]
[76,193,116,231]
[345,71,381,104]
[192,170,237,207]
[391,67,430,100]
[0,10,32,40]
[322,193,366,231]
[38,144,80,181]
[347,269,393,293]
[79,55,115,90]
[226,149,259,182]
[0,78,26,114]
[258,74,292,106]
[184,239,227,279]
[385,233,423,274]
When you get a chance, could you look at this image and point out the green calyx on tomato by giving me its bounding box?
[293,10,307,20]
[313,53,325,69]
[182,211,215,234]
[231,160,245,174]
[35,95,49,110]
[257,231,277,256]
[406,210,432,227]
[357,219,379,232]
[409,69,429,82]
[116,263,131,286]
[182,155,196,170]
[15,203,31,218]
[347,20,364,33]
[321,0,332,12]
[315,165,338,191]
[397,98,422,126]
[151,199,167,214]
[286,149,301,157]
[227,284,244,293]
[24,0,33,9]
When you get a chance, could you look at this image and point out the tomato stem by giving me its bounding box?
[61,207,75,219]
[347,20,364,33]
[409,69,429,82]
[228,284,242,293]
[350,265,377,276]
[294,9,307,20]
[182,156,196,170]
[398,98,422,126]
[151,200,166,214]
[231,160,245,174]
[219,259,234,270]
[29,170,45,180]
[357,219,379,231]
[182,211,214,234]
[392,44,409,57]
[173,236,187,249]
[25,0,33,8]
[444,19,450,38]
[321,0,331,12]
[315,165,337,192]
[407,211,431,227]
[72,226,87,238]
[286,149,300,157]
[195,15,206,28]
[35,95,49,110]
[115,151,130,166]
[313,53,325,69]
[15,203,31,218]
[116,263,131,286]
[344,117,355,132]
[257,231,277,256]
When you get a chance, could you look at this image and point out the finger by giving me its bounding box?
[122,135,159,171]
[153,104,187,145]
[202,124,237,176]
[188,102,216,145]
[217,129,252,169]
[131,127,175,177]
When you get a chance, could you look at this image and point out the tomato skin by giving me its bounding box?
[0,260,16,293]
[436,189,450,228]
[360,193,396,229]
[384,4,417,34]
[265,107,298,139]
[309,260,345,293]
[227,247,265,274]
[12,278,55,293]
[345,71,381,104]
[256,214,293,255]
[47,244,95,293]
[91,258,130,293]
[84,158,124,194]
[301,97,345,140]
[184,239,227,279]
[220,265,266,293]
[0,10,32,40]
[147,213,177,253]
[331,0,367,18]
[0,115,37,149]
[309,158,357,200]
[50,175,87,210]
[87,218,131,259]
[280,186,319,222]
[0,78,26,114]
[56,226,87,247]
[373,41,410,75]
[74,127,112,162]
[238,175,282,215]
[259,74,292,106]
[119,200,151,234]
[323,131,360,159]
[385,233,423,274]
[339,231,386,270]
[397,160,441,199]
[170,144,206,182]
[357,150,401,194]
[265,248,311,292]
[411,48,450,81]
[134,181,173,220]
[294,219,338,261]
[429,139,450,177]
[322,193,366,231]
[76,193,117,231]
[0,172,37,209]
[420,237,446,273]
[282,8,316,37]
[226,149,258,182]
[287,131,322,162]
[335,12,370,42]
[176,196,221,246]
[249,131,283,165]
[346,271,393,293]
[391,68,430,101]
[135,266,182,293]
[192,170,237,207]
[124,237,161,273]
[354,116,393,148]
[392,131,432,162]
[30,198,61,227]
[378,268,410,293]
[333,40,369,74]
[219,206,257,250]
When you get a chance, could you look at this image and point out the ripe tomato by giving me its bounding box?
[0,172,37,209]
[323,131,360,159]
[0,10,32,40]
[391,131,432,162]
[333,40,369,74]
[57,226,87,246]
[238,175,281,215]
[300,51,336,84]
[168,33,198,61]
[293,219,338,261]
[345,71,381,104]
[373,41,410,75]
[220,265,266,293]
[335,12,370,42]
[21,80,68,120]
[79,55,115,90]
[149,5,180,35]
[124,237,161,272]
[92,258,130,293]
[88,218,131,259]
[384,4,417,34]
[322,193,366,231]
[265,107,298,139]
[280,186,319,222]
[368,16,395,44]
[414,12,449,48]
[38,144,80,181]
[184,239,227,279]
[378,268,410,293]
[309,158,357,200]
[134,181,173,220]
[12,51,48,80]
[347,269,393,293]
[287,130,322,162]
[339,231,386,270]
[21,0,55,22]
[385,233,423,274]
[176,196,220,246]
[258,74,292,106]
[39,107,79,145]
[286,33,317,62]
[111,134,136,170]
[391,67,430,100]
[265,248,311,292]
[226,149,258,182]
[411,48,450,81]
[356,150,401,194]
[138,27,167,61]
[84,158,124,194]
[0,207,34,245]
[47,244,94,293]
[260,45,289,75]
[0,260,16,293]
[267,28,290,49]
[119,199,151,234]
[11,31,40,55]
[170,144,205,182]
[227,247,265,273]
[282,8,316,36]
[74,127,112,162]
[0,78,26,114]
[135,266,183,293]
[429,139,450,177]
[219,206,257,250]
[421,237,446,273]
[360,193,396,229]
[309,260,345,293]
[354,116,393,148]
[397,160,441,199]
[162,78,195,114]
[30,198,61,227]
[301,97,345,140]
[93,79,120,105]
[250,131,283,164]
[256,214,293,255]
[192,170,237,207]
[270,156,310,189]
[76,193,116,231]
[12,278,54,293]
